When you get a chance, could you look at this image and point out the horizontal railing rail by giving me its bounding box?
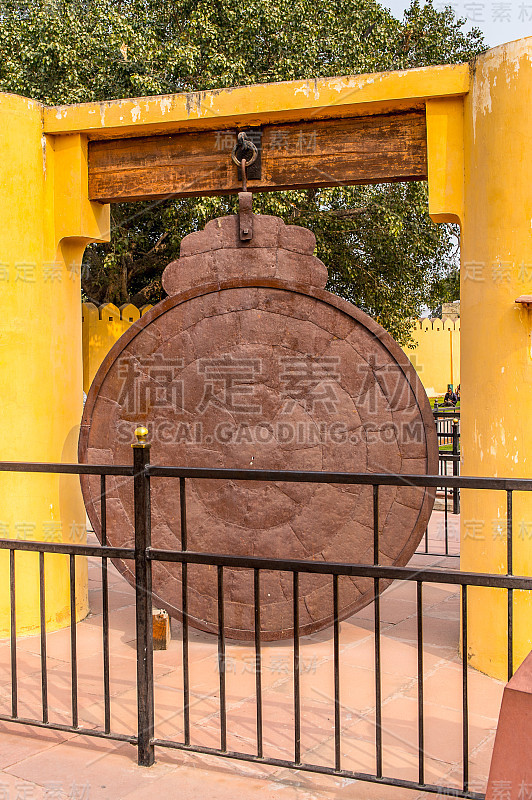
[146,548,531,589]
[146,465,529,491]
[0,540,134,558]
[0,461,134,475]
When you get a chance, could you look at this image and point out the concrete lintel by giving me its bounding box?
[42,63,470,140]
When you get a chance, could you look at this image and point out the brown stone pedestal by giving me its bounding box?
[486,649,532,798]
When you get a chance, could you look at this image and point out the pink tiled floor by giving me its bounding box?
[0,511,501,800]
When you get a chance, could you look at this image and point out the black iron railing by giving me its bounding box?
[0,454,530,800]
[417,411,460,556]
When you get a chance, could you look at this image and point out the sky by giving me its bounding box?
[387,0,532,47]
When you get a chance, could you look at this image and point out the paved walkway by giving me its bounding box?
[0,512,502,800]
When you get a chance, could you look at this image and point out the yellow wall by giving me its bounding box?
[459,40,532,680]
[408,319,460,396]
[426,39,532,679]
[0,95,109,636]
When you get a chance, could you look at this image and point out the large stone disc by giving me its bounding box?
[80,215,437,641]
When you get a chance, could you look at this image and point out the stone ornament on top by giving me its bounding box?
[79,203,437,641]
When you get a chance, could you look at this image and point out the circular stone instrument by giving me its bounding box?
[79,205,437,641]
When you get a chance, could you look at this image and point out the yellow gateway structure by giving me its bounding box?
[0,37,530,679]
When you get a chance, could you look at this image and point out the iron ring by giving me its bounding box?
[231,133,258,168]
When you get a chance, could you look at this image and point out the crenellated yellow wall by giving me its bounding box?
[408,318,460,396]
[82,305,461,399]
[82,302,153,394]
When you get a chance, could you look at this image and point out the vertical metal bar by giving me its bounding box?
[444,482,449,553]
[417,581,424,786]
[293,571,301,765]
[507,490,513,575]
[424,526,429,554]
[100,474,107,545]
[507,490,513,681]
[181,561,190,746]
[452,419,460,515]
[373,485,379,564]
[333,574,341,772]
[180,477,190,746]
[39,551,48,724]
[69,553,78,728]
[373,485,382,778]
[374,577,382,777]
[217,565,227,752]
[439,451,444,535]
[101,474,111,734]
[133,438,155,767]
[254,568,263,758]
[100,475,107,544]
[180,477,187,551]
[462,584,469,793]
[10,550,17,718]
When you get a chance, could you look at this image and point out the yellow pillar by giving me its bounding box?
[459,39,532,678]
[0,94,110,636]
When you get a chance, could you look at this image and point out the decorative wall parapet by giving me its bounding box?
[82,302,153,393]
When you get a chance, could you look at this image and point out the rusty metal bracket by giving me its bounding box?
[238,191,253,241]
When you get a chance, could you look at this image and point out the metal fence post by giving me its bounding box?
[452,418,460,515]
[132,426,155,767]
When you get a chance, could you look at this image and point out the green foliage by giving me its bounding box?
[426,259,461,317]
[0,0,485,343]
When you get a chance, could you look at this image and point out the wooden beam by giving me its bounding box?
[88,111,427,203]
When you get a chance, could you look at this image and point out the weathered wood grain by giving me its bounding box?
[88,111,427,202]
